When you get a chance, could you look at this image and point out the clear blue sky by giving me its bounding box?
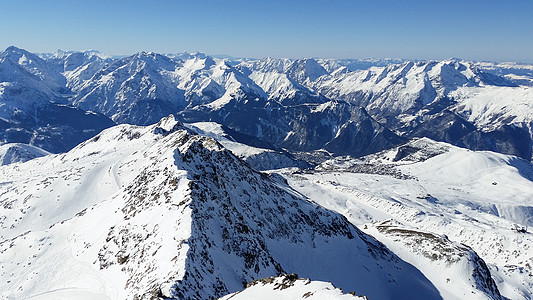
[1,0,532,62]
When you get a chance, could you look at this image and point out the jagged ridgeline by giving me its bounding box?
[0,116,440,299]
[1,46,533,161]
[1,46,533,299]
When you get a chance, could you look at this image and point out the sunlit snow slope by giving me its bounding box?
[219,274,367,300]
[283,138,532,300]
[0,116,440,300]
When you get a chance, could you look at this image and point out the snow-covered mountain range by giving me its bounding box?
[0,47,115,153]
[1,116,445,299]
[2,46,533,160]
[2,46,533,299]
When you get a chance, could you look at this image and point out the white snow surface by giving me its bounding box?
[185,121,265,157]
[219,274,366,300]
[0,143,50,165]
[4,46,533,299]
[451,86,533,131]
[185,121,305,170]
[310,60,503,124]
[0,116,441,300]
[282,138,532,300]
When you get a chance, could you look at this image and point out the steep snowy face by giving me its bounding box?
[242,57,293,74]
[0,47,115,153]
[219,274,367,300]
[239,58,327,105]
[285,58,328,83]
[180,99,404,158]
[175,57,266,109]
[43,50,111,92]
[71,54,266,125]
[0,57,57,116]
[313,60,516,125]
[451,86,533,131]
[0,116,440,300]
[0,46,67,92]
[243,57,328,83]
[285,138,532,299]
[364,220,503,300]
[0,143,50,165]
[71,52,186,125]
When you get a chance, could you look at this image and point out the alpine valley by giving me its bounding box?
[1,46,532,300]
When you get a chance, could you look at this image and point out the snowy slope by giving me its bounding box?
[0,51,60,118]
[363,220,502,300]
[0,143,50,165]
[282,138,532,299]
[451,86,533,131]
[239,57,332,105]
[313,60,515,125]
[0,46,67,93]
[71,53,266,125]
[0,47,115,153]
[0,116,441,300]
[185,121,307,170]
[45,50,111,93]
[475,61,533,86]
[70,52,187,125]
[218,274,367,300]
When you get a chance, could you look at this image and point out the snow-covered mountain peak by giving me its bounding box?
[0,143,50,165]
[0,46,67,90]
[168,51,208,61]
[153,114,182,134]
[70,52,187,125]
[127,51,179,72]
[286,58,328,82]
[180,56,217,71]
[0,117,442,299]
[1,46,36,62]
[0,54,63,118]
[244,57,292,73]
[44,49,110,61]
[312,57,519,132]
[0,53,46,87]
